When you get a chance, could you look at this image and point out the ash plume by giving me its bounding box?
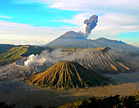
[84,15,98,37]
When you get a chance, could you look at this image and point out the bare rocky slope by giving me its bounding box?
[57,47,139,74]
[24,61,113,89]
[0,59,53,80]
[1,47,139,81]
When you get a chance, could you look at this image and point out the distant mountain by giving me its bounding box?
[46,31,88,47]
[45,31,139,52]
[95,38,139,51]
[24,61,113,89]
[45,31,100,48]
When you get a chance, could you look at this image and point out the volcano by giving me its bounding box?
[46,31,88,47]
[45,31,100,48]
[24,61,112,89]
[45,31,139,52]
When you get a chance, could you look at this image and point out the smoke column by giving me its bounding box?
[84,15,98,37]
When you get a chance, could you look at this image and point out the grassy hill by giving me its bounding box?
[0,44,15,54]
[0,46,47,66]
[24,61,113,89]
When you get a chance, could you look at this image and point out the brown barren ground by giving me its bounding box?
[0,74,139,108]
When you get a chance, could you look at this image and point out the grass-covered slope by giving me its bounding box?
[24,61,112,89]
[0,46,46,66]
[0,44,15,54]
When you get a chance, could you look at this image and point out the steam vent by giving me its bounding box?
[24,61,112,89]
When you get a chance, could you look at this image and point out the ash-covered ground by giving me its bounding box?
[0,72,139,108]
[0,58,53,80]
[0,78,65,108]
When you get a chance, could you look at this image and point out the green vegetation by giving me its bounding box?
[0,45,46,66]
[59,95,139,108]
[0,44,15,54]
[24,61,113,89]
[21,46,49,56]
[0,46,28,66]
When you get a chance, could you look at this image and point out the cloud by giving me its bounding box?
[92,13,139,37]
[127,42,139,48]
[0,20,68,45]
[0,16,12,19]
[13,0,139,10]
[54,13,88,32]
[20,0,139,11]
[10,0,139,44]
[55,12,139,40]
[28,0,138,40]
[0,39,50,45]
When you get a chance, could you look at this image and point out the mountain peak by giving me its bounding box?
[59,31,87,40]
[24,61,112,89]
[45,31,87,47]
[96,37,126,44]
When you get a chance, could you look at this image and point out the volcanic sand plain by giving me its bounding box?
[1,71,139,108]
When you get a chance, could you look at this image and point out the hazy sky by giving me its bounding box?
[0,0,139,47]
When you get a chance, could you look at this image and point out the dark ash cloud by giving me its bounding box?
[84,15,98,37]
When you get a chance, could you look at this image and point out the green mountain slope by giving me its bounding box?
[24,61,113,89]
[0,46,46,66]
[0,44,15,54]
